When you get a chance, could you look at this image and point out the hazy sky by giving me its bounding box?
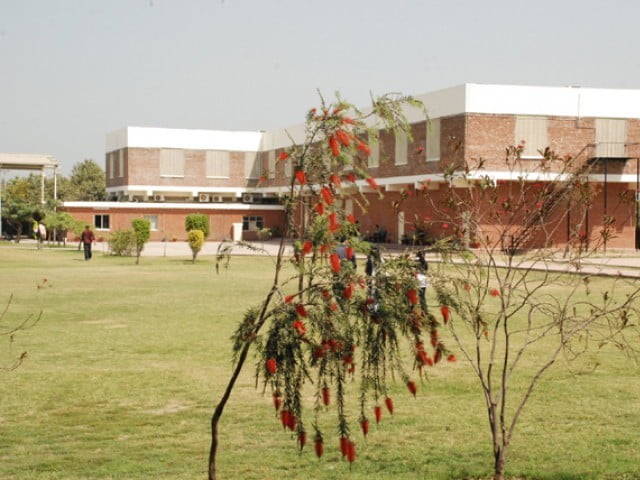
[2,0,640,175]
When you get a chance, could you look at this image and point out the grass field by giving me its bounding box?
[1,245,639,480]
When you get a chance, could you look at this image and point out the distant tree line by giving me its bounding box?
[1,159,105,241]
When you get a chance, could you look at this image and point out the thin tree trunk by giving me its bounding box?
[493,446,506,480]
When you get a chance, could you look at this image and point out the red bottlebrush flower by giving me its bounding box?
[295,303,308,317]
[347,441,356,463]
[340,436,349,457]
[360,418,369,436]
[330,253,341,273]
[329,135,340,157]
[346,172,357,182]
[287,413,297,431]
[535,201,543,209]
[278,151,289,161]
[320,244,328,254]
[430,330,439,348]
[329,212,340,232]
[447,354,457,362]
[280,409,290,429]
[284,295,295,304]
[314,202,325,215]
[440,305,451,324]
[490,288,500,297]
[345,246,354,259]
[407,288,418,305]
[579,231,587,239]
[266,358,277,375]
[374,405,382,423]
[335,129,351,147]
[385,397,394,415]
[293,320,306,336]
[407,380,417,397]
[302,240,313,255]
[434,349,442,364]
[342,116,355,125]
[346,213,356,224]
[329,302,338,312]
[321,289,331,299]
[463,282,471,292]
[342,354,353,365]
[321,186,334,205]
[273,393,282,411]
[442,223,449,230]
[298,430,307,450]
[415,146,425,154]
[357,141,371,156]
[417,350,430,366]
[343,283,354,300]
[314,435,324,458]
[366,177,378,190]
[321,386,330,406]
[348,363,356,374]
[330,174,341,187]
[313,346,324,359]
[295,169,307,185]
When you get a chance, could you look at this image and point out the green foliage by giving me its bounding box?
[67,159,106,201]
[187,229,205,263]
[185,214,210,238]
[107,229,135,256]
[131,218,151,264]
[43,211,80,242]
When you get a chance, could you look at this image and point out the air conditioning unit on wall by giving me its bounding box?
[198,193,210,202]
[211,195,223,203]
[153,194,164,201]
[242,194,254,203]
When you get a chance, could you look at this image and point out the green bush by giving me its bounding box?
[185,214,210,238]
[131,218,151,264]
[108,229,135,256]
[187,229,205,263]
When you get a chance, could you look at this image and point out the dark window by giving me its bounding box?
[94,214,110,230]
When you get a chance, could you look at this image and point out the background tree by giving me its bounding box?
[187,229,204,263]
[0,177,44,242]
[43,211,81,245]
[131,218,151,265]
[420,146,640,480]
[67,159,106,201]
[185,213,210,238]
[208,94,439,480]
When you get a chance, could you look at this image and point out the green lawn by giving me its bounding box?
[0,245,639,480]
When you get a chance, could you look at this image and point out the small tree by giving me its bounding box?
[131,218,151,265]
[43,211,79,246]
[420,146,640,479]
[208,93,437,479]
[185,214,210,238]
[187,229,204,263]
[108,229,135,257]
[2,288,44,371]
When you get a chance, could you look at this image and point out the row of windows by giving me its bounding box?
[92,214,265,232]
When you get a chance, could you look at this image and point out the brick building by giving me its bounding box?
[63,83,640,247]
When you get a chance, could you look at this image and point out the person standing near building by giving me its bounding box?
[80,225,95,260]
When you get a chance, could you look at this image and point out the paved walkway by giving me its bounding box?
[7,239,640,278]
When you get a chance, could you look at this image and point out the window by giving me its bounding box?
[118,150,124,177]
[242,215,264,231]
[595,118,627,157]
[245,151,260,179]
[426,118,440,162]
[206,150,230,178]
[144,215,158,231]
[108,153,114,179]
[395,130,408,165]
[268,151,276,179]
[160,149,185,177]
[284,157,293,178]
[515,117,548,158]
[368,132,379,168]
[94,214,110,230]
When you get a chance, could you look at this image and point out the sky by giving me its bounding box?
[2,0,640,175]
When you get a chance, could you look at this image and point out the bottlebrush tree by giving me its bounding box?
[207,94,455,479]
[415,146,640,480]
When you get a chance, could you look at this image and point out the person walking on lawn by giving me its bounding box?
[80,225,96,260]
